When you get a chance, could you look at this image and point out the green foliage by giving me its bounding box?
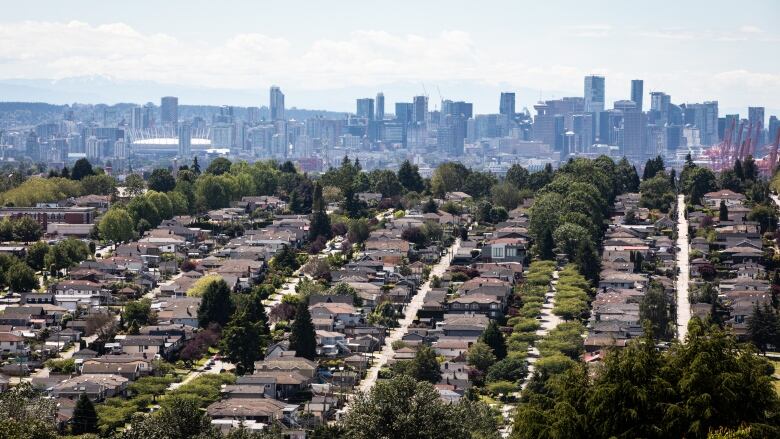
[197,279,235,328]
[397,159,425,193]
[123,298,156,328]
[221,309,267,375]
[289,300,317,360]
[481,320,507,360]
[71,158,95,181]
[640,281,673,339]
[467,341,497,372]
[147,168,176,192]
[6,261,37,291]
[45,358,76,373]
[72,393,98,434]
[0,177,82,206]
[81,173,117,196]
[640,171,676,212]
[342,375,499,439]
[98,208,135,243]
[0,383,58,439]
[44,238,90,271]
[25,241,49,270]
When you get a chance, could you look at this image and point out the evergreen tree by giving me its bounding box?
[197,279,235,328]
[719,200,729,221]
[72,393,98,434]
[408,345,442,384]
[748,302,780,353]
[576,239,600,284]
[480,320,507,360]
[221,310,264,375]
[421,197,438,214]
[289,300,317,360]
[734,158,744,180]
[309,182,332,241]
[60,166,70,178]
[397,159,425,193]
[539,228,555,260]
[192,156,201,174]
[71,158,95,181]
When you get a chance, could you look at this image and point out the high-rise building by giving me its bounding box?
[160,96,178,126]
[375,93,385,121]
[395,103,413,125]
[130,106,144,130]
[500,92,516,118]
[584,75,605,113]
[270,86,285,121]
[178,121,191,157]
[142,103,155,129]
[769,116,780,145]
[650,92,671,123]
[684,101,719,146]
[412,96,428,124]
[749,106,765,128]
[356,98,375,120]
[630,80,644,111]
[442,100,474,119]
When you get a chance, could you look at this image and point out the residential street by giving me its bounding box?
[355,238,461,394]
[675,194,691,342]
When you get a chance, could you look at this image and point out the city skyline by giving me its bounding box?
[0,0,778,115]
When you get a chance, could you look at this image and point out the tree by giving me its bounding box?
[270,245,300,274]
[421,197,438,214]
[553,223,591,260]
[506,164,530,189]
[342,375,496,439]
[347,218,370,244]
[197,279,235,328]
[639,282,672,339]
[682,166,717,205]
[6,262,38,292]
[491,182,524,210]
[123,298,156,328]
[192,156,201,174]
[81,174,117,195]
[486,357,527,383]
[127,196,161,228]
[481,321,507,360]
[538,229,555,260]
[463,172,497,198]
[747,303,780,353]
[25,241,49,270]
[121,395,217,439]
[221,310,265,375]
[206,157,232,175]
[0,383,58,439]
[308,183,332,242]
[147,168,177,192]
[616,157,640,193]
[98,208,135,243]
[12,216,42,242]
[467,341,496,372]
[124,173,146,197]
[289,300,317,360]
[397,160,425,193]
[370,169,403,197]
[748,204,778,234]
[407,345,442,384]
[431,162,469,197]
[639,173,675,212]
[642,155,665,180]
[719,200,729,221]
[72,393,98,434]
[575,239,600,284]
[71,158,95,181]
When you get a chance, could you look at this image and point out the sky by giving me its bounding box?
[1,0,779,116]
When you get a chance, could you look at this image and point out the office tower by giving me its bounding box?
[25,132,40,161]
[270,86,285,120]
[650,92,671,123]
[247,107,261,124]
[500,92,516,118]
[375,92,385,120]
[630,80,644,110]
[178,121,191,157]
[130,107,144,130]
[395,103,413,124]
[684,101,719,146]
[584,75,605,113]
[412,96,428,124]
[442,100,474,119]
[85,136,100,160]
[142,103,155,129]
[160,96,178,126]
[356,98,375,120]
[749,107,765,127]
[114,139,127,159]
[769,116,779,145]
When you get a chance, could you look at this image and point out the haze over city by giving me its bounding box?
[1,0,778,114]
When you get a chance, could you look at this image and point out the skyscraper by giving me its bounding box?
[375,92,385,121]
[584,75,605,113]
[630,80,644,111]
[270,86,285,121]
[749,107,765,130]
[650,92,671,123]
[395,103,413,124]
[500,92,516,118]
[412,96,428,124]
[356,98,375,120]
[178,121,192,157]
[684,101,719,146]
[160,96,178,126]
[130,106,144,130]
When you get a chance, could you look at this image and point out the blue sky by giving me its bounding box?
[1,0,779,116]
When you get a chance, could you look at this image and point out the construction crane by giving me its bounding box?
[757,128,780,176]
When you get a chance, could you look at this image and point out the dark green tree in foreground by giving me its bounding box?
[221,310,265,375]
[71,393,98,434]
[343,375,500,439]
[719,200,729,222]
[481,320,507,360]
[407,345,442,384]
[197,279,235,328]
[289,300,317,360]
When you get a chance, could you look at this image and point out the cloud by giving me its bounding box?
[565,24,612,38]
[739,25,764,33]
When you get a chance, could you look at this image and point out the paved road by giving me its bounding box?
[168,359,231,391]
[355,238,462,394]
[675,194,691,342]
